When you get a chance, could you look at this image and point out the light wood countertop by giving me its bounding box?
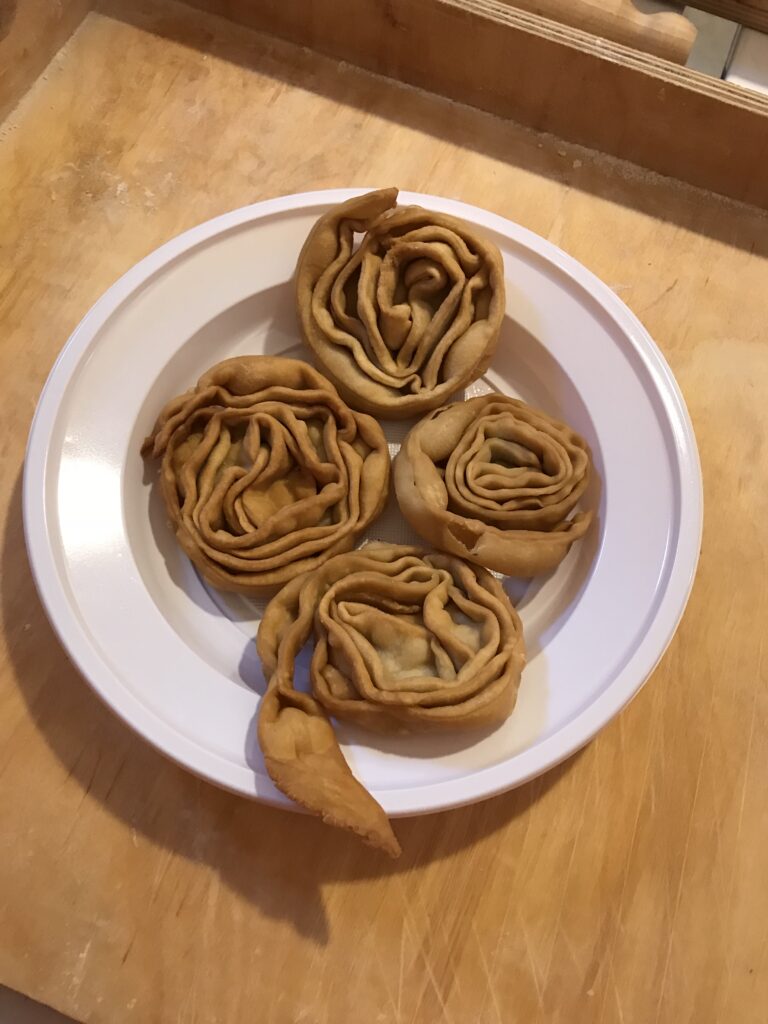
[1,2,767,1021]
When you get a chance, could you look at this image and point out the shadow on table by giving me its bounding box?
[2,472,581,947]
[0,3,16,43]
[97,0,768,259]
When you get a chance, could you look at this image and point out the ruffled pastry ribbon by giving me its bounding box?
[142,356,390,591]
[296,188,506,418]
[395,395,593,576]
[257,543,525,855]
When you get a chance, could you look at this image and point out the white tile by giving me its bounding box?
[684,6,740,77]
[726,26,768,96]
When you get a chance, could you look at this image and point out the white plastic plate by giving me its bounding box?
[24,189,702,814]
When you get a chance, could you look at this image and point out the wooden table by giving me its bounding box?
[1,3,767,1022]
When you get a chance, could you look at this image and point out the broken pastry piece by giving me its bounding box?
[257,543,526,855]
[295,188,506,419]
[395,395,593,576]
[142,356,390,592]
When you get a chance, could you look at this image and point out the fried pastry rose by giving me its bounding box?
[295,188,506,418]
[395,395,593,576]
[257,543,525,855]
[142,356,390,592]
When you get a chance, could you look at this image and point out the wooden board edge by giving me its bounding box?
[688,0,768,34]
[170,0,768,210]
[466,0,768,112]
[0,0,93,123]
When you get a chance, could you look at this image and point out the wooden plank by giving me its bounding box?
[1,2,768,1022]
[689,0,768,33]
[179,0,768,209]
[0,0,91,122]
[497,0,697,63]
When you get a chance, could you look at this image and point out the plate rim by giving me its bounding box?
[23,187,704,815]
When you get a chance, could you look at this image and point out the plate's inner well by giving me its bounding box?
[39,195,690,808]
[129,278,608,791]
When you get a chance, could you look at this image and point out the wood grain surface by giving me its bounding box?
[1,2,768,1022]
[186,0,768,209]
[497,0,697,62]
[0,0,90,121]
[691,0,768,33]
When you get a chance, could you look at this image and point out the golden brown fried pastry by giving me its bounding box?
[142,356,390,592]
[295,188,506,419]
[395,395,593,576]
[257,543,526,855]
